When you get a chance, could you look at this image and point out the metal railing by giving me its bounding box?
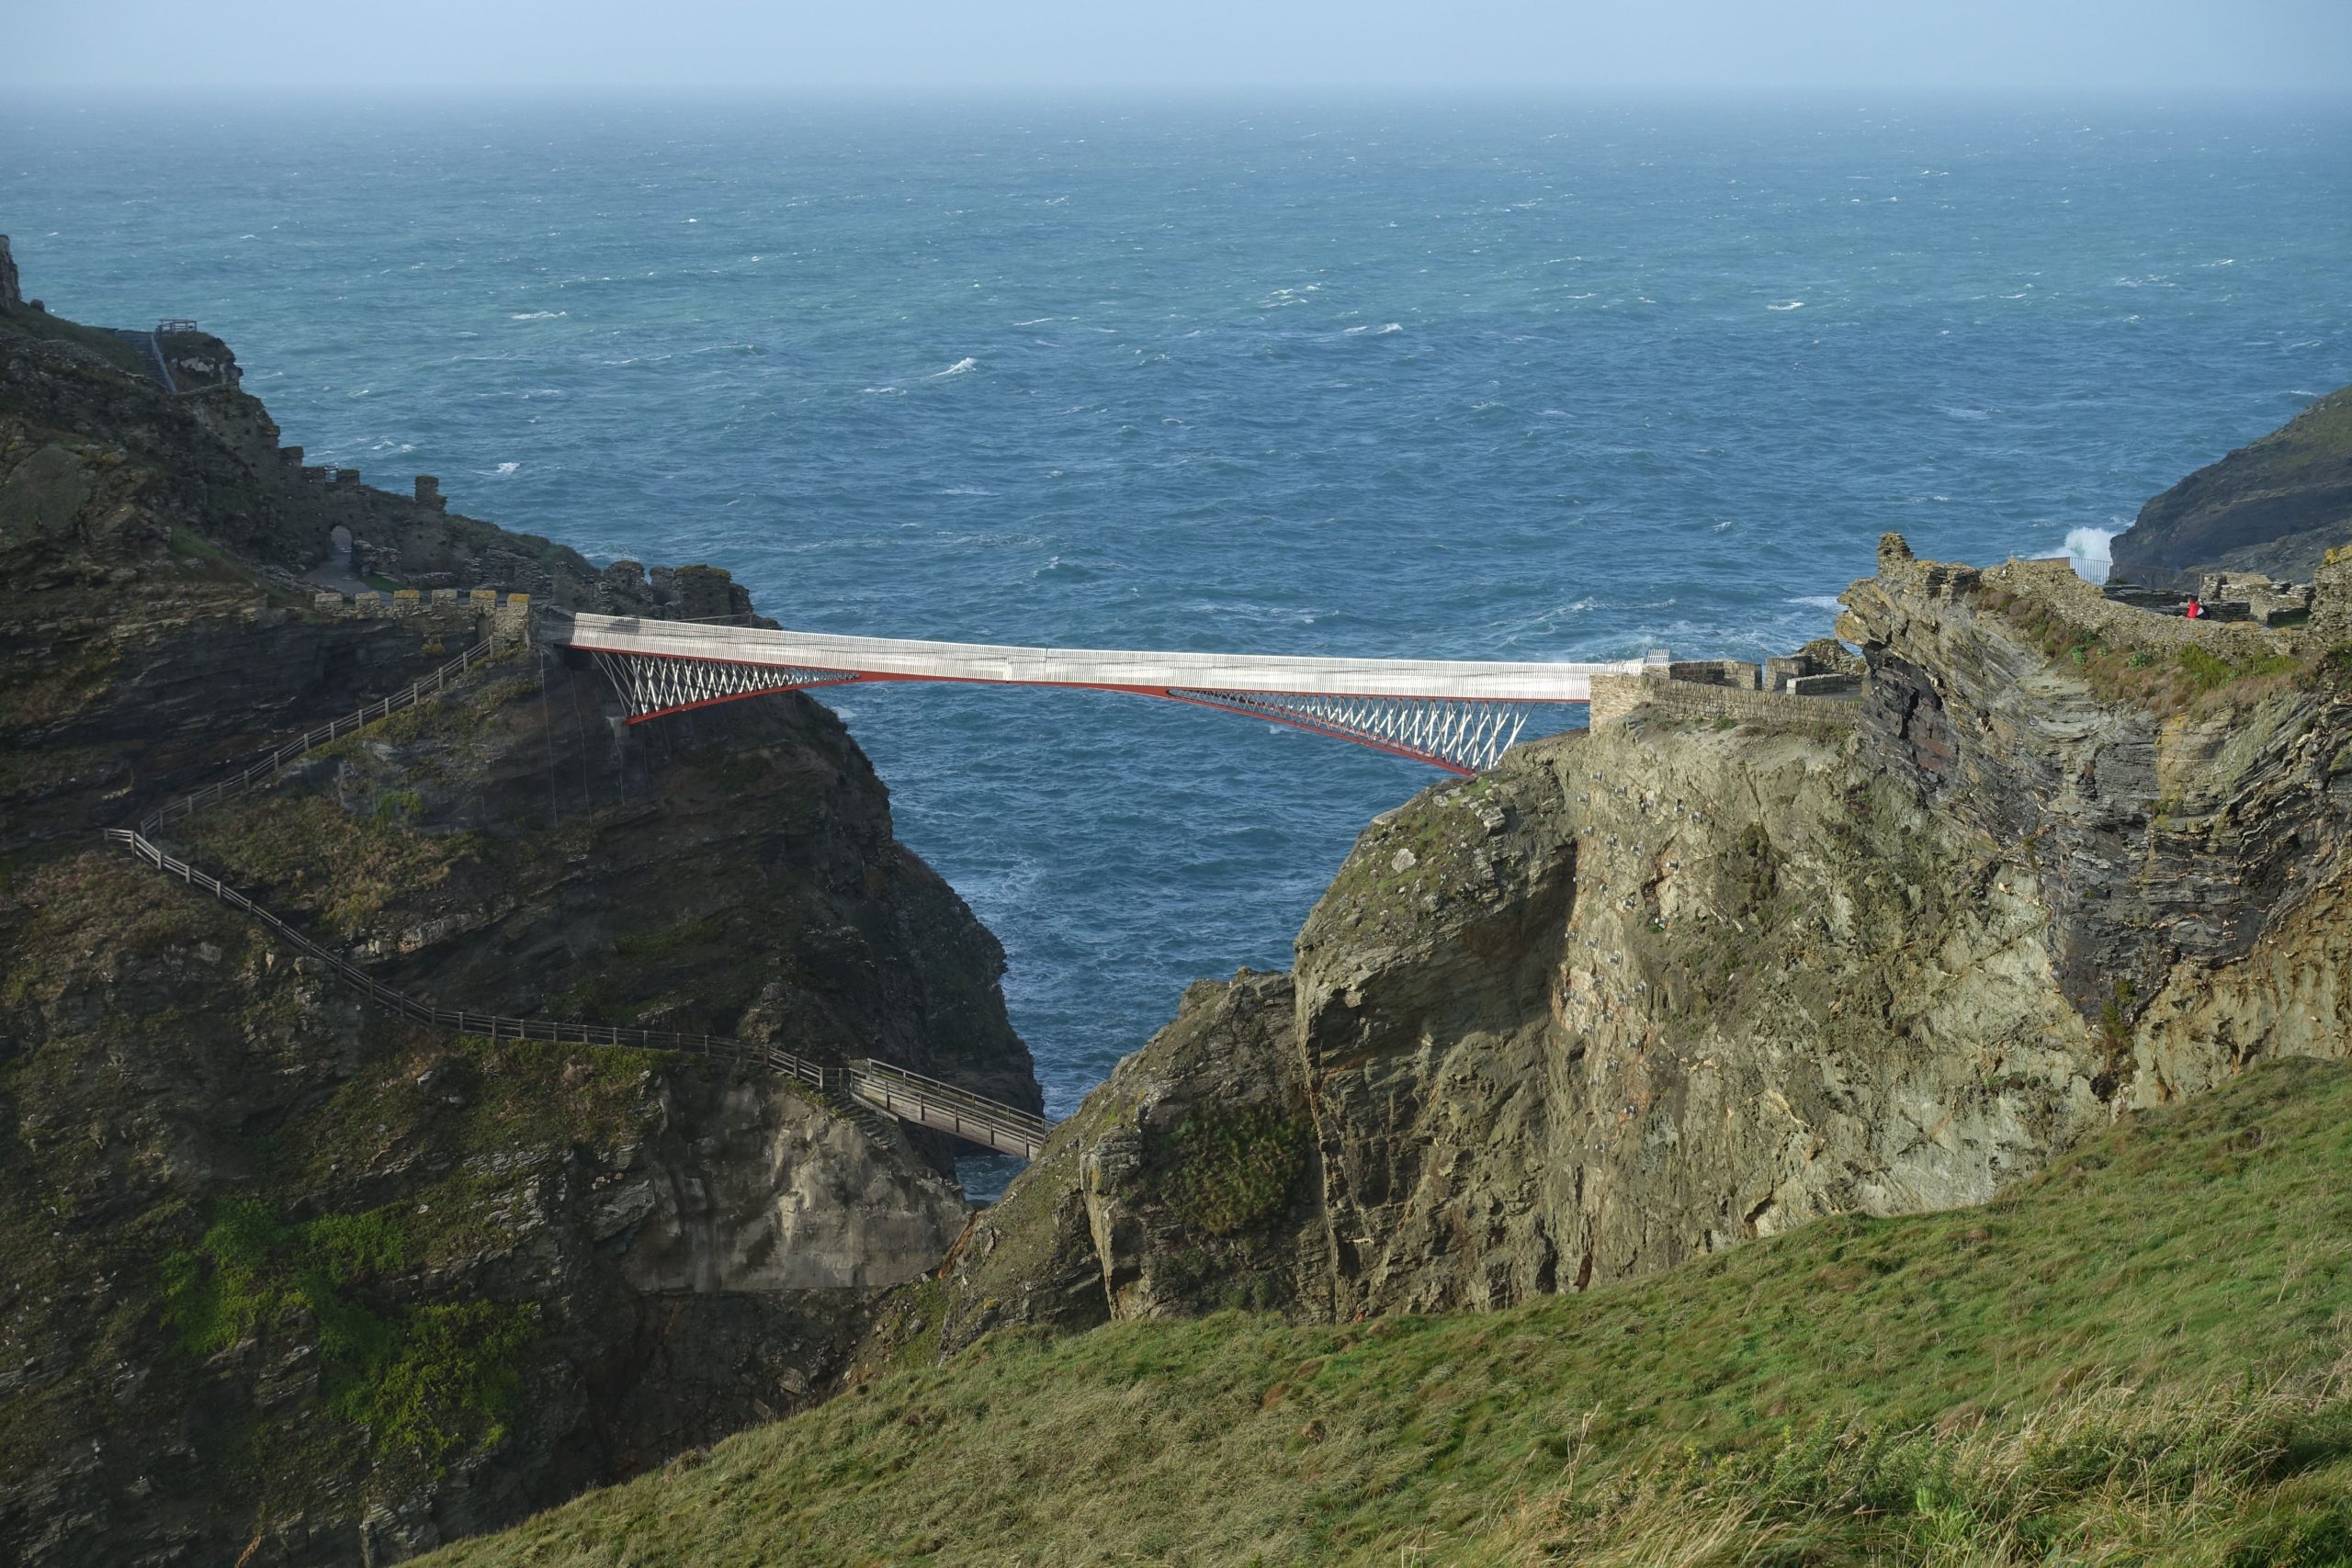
[138,639,497,834]
[847,1059,1050,1160]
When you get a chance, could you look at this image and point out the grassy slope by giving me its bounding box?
[426,1059,2352,1566]
[0,298,153,377]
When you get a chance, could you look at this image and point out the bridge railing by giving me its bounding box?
[139,638,499,835]
[848,1058,1050,1158]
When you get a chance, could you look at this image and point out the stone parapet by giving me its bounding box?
[306,585,532,646]
[1666,659,1762,690]
[2312,551,2352,649]
[1590,672,1860,734]
[494,593,530,646]
[1984,555,2284,662]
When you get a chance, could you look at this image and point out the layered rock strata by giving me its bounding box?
[880,533,2352,1360]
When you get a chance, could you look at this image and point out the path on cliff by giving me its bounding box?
[107,632,1050,1161]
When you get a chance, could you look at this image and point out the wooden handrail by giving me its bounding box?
[138,639,498,835]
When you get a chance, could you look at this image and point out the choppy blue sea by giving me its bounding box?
[9,96,2349,1137]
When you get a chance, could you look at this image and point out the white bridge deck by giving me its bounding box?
[557,613,1647,702]
[550,612,1655,773]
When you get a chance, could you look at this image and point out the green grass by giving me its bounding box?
[180,792,479,937]
[422,1059,2352,1566]
[1148,1103,1311,1237]
[160,1195,536,1469]
[0,299,153,377]
[1976,586,2318,716]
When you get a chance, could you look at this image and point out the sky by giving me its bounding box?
[7,0,2352,95]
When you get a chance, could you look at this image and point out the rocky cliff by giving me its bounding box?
[2109,384,2352,588]
[872,529,2352,1366]
[1,270,1035,1563]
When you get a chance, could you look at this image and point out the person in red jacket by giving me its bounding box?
[2185,595,2203,620]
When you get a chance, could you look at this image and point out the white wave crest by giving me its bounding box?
[493,461,520,476]
[2064,525,2115,583]
[1768,300,1804,310]
[509,310,566,321]
[933,357,978,378]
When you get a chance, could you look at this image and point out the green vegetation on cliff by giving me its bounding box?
[162,1198,537,1467]
[426,1060,2352,1566]
[1148,1103,1311,1238]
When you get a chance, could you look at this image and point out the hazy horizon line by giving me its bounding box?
[9,82,2352,107]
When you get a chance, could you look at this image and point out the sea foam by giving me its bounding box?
[2064,525,2116,583]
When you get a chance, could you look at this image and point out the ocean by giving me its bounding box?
[9,96,2349,1150]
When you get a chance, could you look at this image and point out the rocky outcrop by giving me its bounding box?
[2109,384,2352,588]
[0,279,746,612]
[876,533,2352,1358]
[885,972,1321,1362]
[1842,547,2352,1021]
[0,857,964,1564]
[1,270,1034,1563]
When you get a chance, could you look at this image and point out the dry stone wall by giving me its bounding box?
[1589,672,1860,734]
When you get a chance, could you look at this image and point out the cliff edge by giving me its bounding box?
[871,527,2352,1364]
[1,261,1035,1564]
[2109,384,2352,588]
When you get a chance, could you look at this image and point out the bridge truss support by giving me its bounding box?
[1165,689,1534,773]
[588,652,864,721]
[588,650,1548,773]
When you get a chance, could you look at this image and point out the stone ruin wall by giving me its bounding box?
[1589,671,1862,734]
[1586,520,2347,739]
[309,585,533,648]
[1966,549,2287,663]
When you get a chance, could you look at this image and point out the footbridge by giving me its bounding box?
[548,611,1655,774]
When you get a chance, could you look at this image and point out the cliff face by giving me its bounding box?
[1,282,1034,1563]
[2109,384,2352,588]
[883,538,2352,1359]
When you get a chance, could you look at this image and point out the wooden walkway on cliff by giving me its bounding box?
[548,610,1655,774]
[106,639,1051,1162]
